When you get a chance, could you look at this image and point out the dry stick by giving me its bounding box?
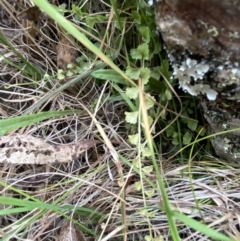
[0,134,100,164]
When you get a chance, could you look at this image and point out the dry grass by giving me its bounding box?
[1,156,240,240]
[0,0,240,240]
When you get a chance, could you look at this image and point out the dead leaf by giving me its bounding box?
[17,5,48,47]
[56,34,78,71]
[17,5,48,22]
[0,134,99,164]
[58,221,87,241]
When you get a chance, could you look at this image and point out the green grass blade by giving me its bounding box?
[139,88,181,240]
[174,211,236,241]
[0,109,85,136]
[0,196,103,218]
[0,207,33,215]
[0,196,103,238]
[0,196,68,211]
[109,0,122,30]
[92,69,130,85]
[0,33,41,79]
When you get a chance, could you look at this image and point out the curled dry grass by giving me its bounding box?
[0,0,240,240]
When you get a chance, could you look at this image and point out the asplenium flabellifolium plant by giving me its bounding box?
[123,6,207,163]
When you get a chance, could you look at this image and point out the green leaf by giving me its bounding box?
[140,68,150,84]
[130,43,149,60]
[181,111,189,124]
[86,16,96,29]
[142,165,153,174]
[183,132,192,145]
[161,88,172,101]
[57,3,67,14]
[57,73,65,80]
[133,158,141,168]
[125,111,139,124]
[151,67,161,80]
[153,42,162,55]
[145,94,155,109]
[187,108,194,115]
[130,48,142,60]
[139,209,148,216]
[141,116,153,128]
[160,109,166,119]
[0,110,84,137]
[128,133,139,145]
[57,69,65,80]
[139,26,150,43]
[126,87,139,99]
[172,132,179,145]
[142,147,152,157]
[145,188,155,197]
[135,181,142,191]
[148,77,166,94]
[196,125,206,136]
[147,211,155,218]
[187,119,198,131]
[138,43,149,60]
[72,4,83,17]
[145,235,152,241]
[165,89,172,100]
[67,63,74,69]
[159,59,172,82]
[92,69,128,85]
[66,70,73,77]
[131,11,141,24]
[166,125,175,137]
[126,66,141,79]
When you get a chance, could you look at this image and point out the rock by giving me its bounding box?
[155,0,240,162]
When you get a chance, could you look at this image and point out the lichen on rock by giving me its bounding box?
[172,57,218,100]
[155,0,240,162]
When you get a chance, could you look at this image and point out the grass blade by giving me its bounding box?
[0,110,85,136]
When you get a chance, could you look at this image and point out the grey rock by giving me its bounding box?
[155,0,240,162]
